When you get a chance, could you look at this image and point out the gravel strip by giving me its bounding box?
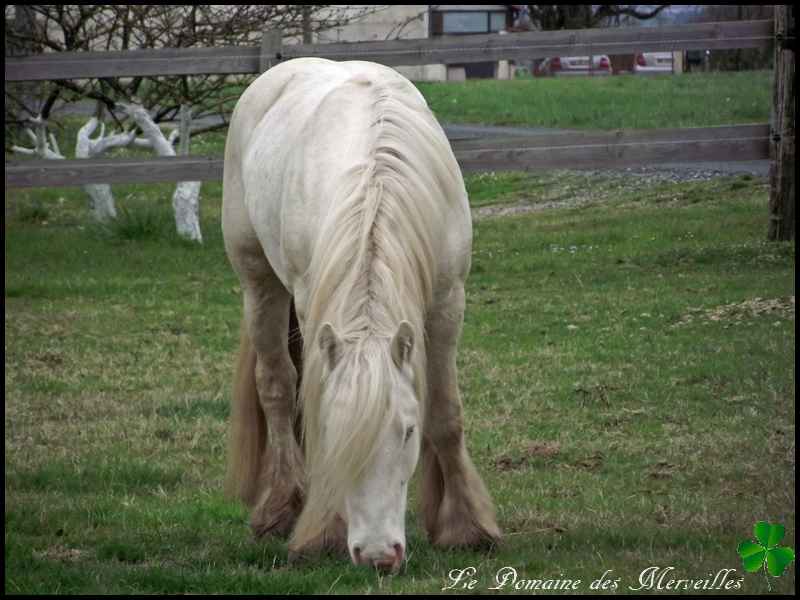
[595,162,770,182]
[472,165,768,220]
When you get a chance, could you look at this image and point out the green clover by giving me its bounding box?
[738,521,795,579]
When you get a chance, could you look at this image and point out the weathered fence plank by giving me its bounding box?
[260,30,283,73]
[455,132,769,173]
[5,156,224,188]
[450,124,770,151]
[3,19,778,191]
[5,125,769,188]
[283,19,774,67]
[5,20,773,81]
[4,46,262,81]
[767,6,795,241]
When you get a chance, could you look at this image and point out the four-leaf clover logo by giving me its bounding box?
[738,521,795,589]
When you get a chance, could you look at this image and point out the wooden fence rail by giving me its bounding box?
[282,19,773,68]
[5,20,773,81]
[5,125,770,189]
[453,124,770,172]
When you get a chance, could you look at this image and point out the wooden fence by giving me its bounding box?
[5,125,770,188]
[4,19,777,189]
[4,20,773,80]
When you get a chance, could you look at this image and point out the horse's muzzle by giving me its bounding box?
[351,541,404,574]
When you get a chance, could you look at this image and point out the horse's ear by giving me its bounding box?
[319,322,341,370]
[391,321,414,369]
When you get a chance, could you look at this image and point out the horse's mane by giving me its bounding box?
[290,73,465,548]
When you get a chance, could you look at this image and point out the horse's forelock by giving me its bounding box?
[292,336,403,547]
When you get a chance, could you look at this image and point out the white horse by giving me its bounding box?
[223,57,500,572]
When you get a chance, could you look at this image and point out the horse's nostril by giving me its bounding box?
[351,544,362,564]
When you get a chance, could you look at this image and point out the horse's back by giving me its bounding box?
[223,58,471,302]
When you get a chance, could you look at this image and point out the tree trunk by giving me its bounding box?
[173,105,203,242]
[75,117,135,222]
[768,5,795,241]
[124,102,203,243]
[172,180,203,241]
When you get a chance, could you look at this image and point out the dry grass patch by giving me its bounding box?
[674,295,795,328]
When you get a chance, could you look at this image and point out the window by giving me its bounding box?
[489,12,507,32]
[443,12,491,34]
[431,10,508,35]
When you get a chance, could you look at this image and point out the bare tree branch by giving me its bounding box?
[5,5,376,130]
[525,5,671,30]
[594,4,671,25]
[383,7,428,41]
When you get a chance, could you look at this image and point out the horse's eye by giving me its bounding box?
[404,425,415,444]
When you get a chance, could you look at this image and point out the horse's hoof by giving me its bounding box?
[431,507,501,550]
[286,548,307,565]
[288,515,348,558]
[251,518,295,540]
[250,489,303,539]
[438,530,500,550]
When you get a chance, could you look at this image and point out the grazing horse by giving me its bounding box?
[222,58,500,572]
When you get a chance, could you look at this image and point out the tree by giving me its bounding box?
[689,5,774,71]
[5,5,379,240]
[5,6,378,129]
[522,5,671,30]
[513,5,670,76]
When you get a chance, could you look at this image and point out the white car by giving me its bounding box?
[634,52,673,74]
[535,55,612,77]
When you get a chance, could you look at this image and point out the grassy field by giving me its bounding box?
[5,72,794,594]
[5,71,772,158]
[5,168,795,594]
[417,70,772,129]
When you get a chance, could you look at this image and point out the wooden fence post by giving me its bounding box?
[768,5,795,241]
[260,29,283,73]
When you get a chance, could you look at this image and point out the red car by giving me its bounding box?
[535,55,612,76]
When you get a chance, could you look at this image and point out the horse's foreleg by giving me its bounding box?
[240,259,305,539]
[422,284,501,548]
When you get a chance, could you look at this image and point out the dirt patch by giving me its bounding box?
[33,351,65,369]
[648,461,678,480]
[495,441,561,471]
[471,168,761,221]
[572,452,604,472]
[34,545,87,562]
[473,197,594,220]
[674,296,795,328]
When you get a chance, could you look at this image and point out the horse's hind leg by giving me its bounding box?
[422,284,501,547]
[230,246,304,538]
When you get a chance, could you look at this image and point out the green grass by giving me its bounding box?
[5,168,795,594]
[5,71,772,164]
[417,71,772,129]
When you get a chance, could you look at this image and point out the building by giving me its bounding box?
[312,5,515,82]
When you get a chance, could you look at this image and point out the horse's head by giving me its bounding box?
[313,320,421,573]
